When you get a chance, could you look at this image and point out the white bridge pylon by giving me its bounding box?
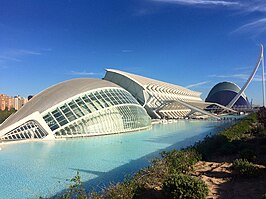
[227,44,266,108]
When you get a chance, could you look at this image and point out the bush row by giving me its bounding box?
[52,109,266,199]
[53,149,207,199]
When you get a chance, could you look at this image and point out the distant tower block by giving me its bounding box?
[227,44,265,108]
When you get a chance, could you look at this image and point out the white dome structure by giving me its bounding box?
[0,78,151,141]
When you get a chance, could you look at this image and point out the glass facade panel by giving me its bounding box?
[54,104,151,138]
[82,95,98,111]
[2,121,48,141]
[42,87,151,136]
[88,93,104,109]
[43,113,59,131]
[60,105,76,122]
[75,98,91,114]
[106,90,119,105]
[99,90,114,106]
[68,101,84,117]
[95,91,109,107]
[51,109,68,126]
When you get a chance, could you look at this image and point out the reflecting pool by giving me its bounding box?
[0,120,231,198]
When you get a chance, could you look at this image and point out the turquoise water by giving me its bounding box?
[0,120,230,198]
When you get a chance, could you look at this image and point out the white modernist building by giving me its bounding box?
[1,69,238,142]
[0,78,151,141]
[104,69,228,119]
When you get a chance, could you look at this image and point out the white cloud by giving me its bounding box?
[0,49,42,64]
[0,55,22,62]
[152,0,239,6]
[239,1,266,13]
[121,49,133,53]
[69,71,102,76]
[4,49,42,56]
[0,48,51,69]
[232,18,266,35]
[150,0,266,11]
[209,73,264,82]
[149,0,266,15]
[18,50,42,55]
[186,81,211,88]
[233,66,251,71]
[150,0,266,36]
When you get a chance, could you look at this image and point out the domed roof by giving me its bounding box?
[206,81,249,106]
[206,81,246,100]
[0,78,120,130]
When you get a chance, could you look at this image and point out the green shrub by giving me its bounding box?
[195,114,260,160]
[59,172,88,199]
[257,107,266,128]
[232,159,259,176]
[220,114,257,141]
[134,158,170,188]
[102,179,138,199]
[161,149,201,174]
[254,123,265,134]
[194,135,228,160]
[248,113,258,123]
[218,142,238,155]
[239,148,256,162]
[221,123,249,141]
[163,173,208,199]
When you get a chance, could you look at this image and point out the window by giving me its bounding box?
[75,97,91,114]
[82,95,98,111]
[68,101,84,117]
[60,104,76,122]
[43,113,60,130]
[51,109,68,126]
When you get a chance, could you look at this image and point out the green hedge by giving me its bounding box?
[161,149,202,174]
[232,159,260,177]
[163,173,208,199]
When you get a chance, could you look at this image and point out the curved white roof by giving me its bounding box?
[0,78,120,131]
[106,69,201,97]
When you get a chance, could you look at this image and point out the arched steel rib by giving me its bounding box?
[227,44,264,108]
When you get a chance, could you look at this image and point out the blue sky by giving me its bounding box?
[1,0,266,105]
